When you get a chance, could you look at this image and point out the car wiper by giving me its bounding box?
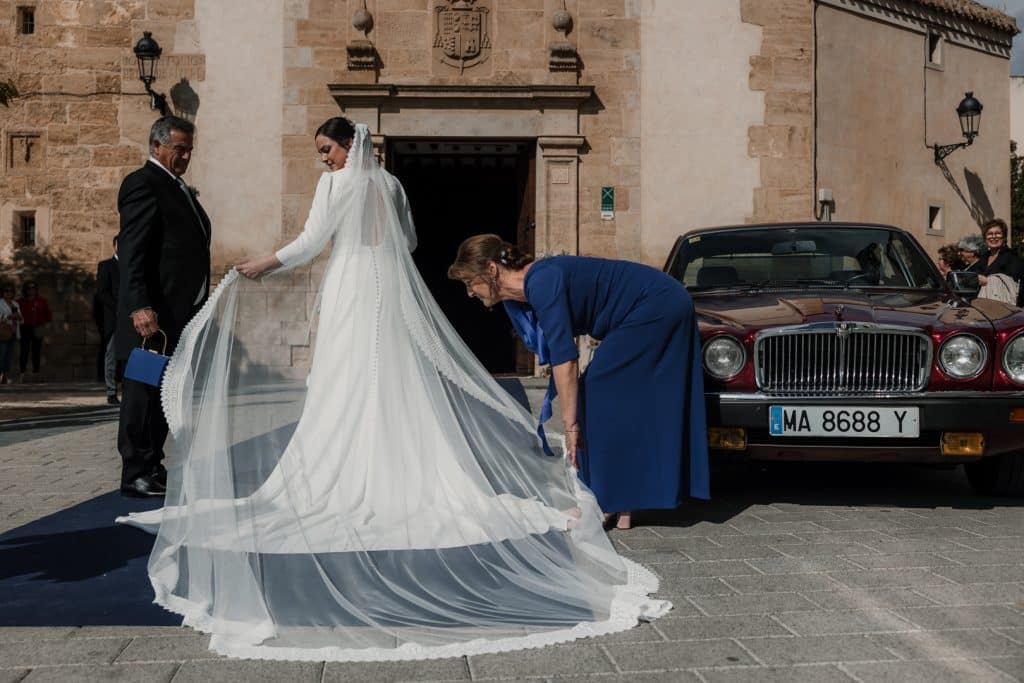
[744,279,845,291]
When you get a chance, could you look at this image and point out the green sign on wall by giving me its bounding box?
[601,186,614,219]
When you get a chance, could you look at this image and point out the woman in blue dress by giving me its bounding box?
[449,235,709,529]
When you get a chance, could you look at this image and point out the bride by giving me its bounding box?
[117,117,671,661]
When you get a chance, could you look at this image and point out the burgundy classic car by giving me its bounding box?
[665,222,1024,496]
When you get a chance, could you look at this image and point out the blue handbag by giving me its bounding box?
[124,330,170,387]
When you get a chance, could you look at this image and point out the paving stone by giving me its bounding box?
[773,543,878,558]
[550,674,701,683]
[738,634,897,665]
[776,609,917,636]
[937,550,1024,566]
[0,638,128,666]
[745,557,859,575]
[619,550,692,564]
[681,545,786,561]
[983,656,1024,680]
[893,605,1024,630]
[0,671,29,683]
[20,663,178,683]
[323,658,469,682]
[826,569,952,589]
[616,535,721,552]
[722,573,843,594]
[604,638,755,671]
[910,582,1024,606]
[842,659,1014,683]
[697,664,855,682]
[842,553,959,570]
[655,614,791,641]
[0,628,76,643]
[689,593,819,616]
[468,644,612,678]
[652,561,758,580]
[591,619,665,644]
[646,523,742,538]
[933,565,1024,584]
[952,537,1024,551]
[726,521,830,535]
[866,629,1023,659]
[654,577,739,598]
[799,588,938,610]
[115,635,219,662]
[995,627,1024,644]
[789,530,893,545]
[174,661,324,682]
[72,627,191,639]
[711,533,807,546]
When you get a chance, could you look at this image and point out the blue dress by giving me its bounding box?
[512,256,710,512]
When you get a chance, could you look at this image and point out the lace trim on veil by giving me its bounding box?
[161,268,240,435]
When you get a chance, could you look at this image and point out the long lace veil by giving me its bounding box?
[119,124,670,661]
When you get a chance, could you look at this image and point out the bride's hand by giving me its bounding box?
[236,255,280,280]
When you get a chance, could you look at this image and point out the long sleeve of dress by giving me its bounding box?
[275,173,334,269]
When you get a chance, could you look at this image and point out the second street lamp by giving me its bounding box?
[933,91,983,165]
[133,31,169,116]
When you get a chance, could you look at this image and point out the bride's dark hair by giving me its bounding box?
[315,117,356,146]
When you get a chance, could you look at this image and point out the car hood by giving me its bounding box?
[693,288,1017,335]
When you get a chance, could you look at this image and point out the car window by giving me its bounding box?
[669,227,942,290]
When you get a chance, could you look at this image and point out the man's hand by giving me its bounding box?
[131,308,159,338]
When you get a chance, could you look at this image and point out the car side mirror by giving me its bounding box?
[946,270,980,297]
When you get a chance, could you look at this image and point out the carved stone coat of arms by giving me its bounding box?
[433,0,491,73]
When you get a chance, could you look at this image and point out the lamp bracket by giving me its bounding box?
[933,139,972,165]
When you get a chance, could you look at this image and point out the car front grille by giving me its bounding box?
[755,324,931,395]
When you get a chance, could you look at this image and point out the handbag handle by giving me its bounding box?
[140,329,168,355]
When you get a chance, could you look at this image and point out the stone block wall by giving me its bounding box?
[0,0,204,380]
[741,0,815,222]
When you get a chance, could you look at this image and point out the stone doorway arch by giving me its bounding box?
[328,84,592,258]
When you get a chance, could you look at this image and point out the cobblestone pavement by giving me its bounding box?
[1,394,1023,682]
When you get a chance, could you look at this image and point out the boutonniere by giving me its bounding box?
[186,185,200,198]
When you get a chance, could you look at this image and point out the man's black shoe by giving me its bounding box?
[107,395,120,405]
[121,476,166,498]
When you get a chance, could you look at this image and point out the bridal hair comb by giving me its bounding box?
[498,247,510,265]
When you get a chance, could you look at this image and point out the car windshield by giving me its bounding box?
[667,226,942,291]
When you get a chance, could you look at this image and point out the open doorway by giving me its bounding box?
[388,139,535,374]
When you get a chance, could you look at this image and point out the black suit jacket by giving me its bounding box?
[115,160,211,360]
[95,257,120,341]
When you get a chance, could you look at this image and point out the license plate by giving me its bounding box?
[769,406,919,438]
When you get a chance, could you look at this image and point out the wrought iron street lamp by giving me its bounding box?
[933,92,982,164]
[133,31,169,116]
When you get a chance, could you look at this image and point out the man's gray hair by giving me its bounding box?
[149,115,195,151]
[957,233,986,257]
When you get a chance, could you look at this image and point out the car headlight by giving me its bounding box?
[703,336,745,380]
[1002,333,1024,384]
[938,334,987,379]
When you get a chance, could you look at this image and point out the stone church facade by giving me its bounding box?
[0,0,1017,379]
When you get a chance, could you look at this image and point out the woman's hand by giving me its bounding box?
[978,274,988,286]
[236,254,282,280]
[564,425,582,468]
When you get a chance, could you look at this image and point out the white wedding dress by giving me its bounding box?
[117,124,670,661]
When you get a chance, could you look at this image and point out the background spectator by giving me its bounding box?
[0,283,22,384]
[17,281,52,380]
[937,244,966,276]
[95,236,120,404]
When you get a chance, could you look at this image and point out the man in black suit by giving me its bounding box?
[95,235,120,405]
[116,115,211,498]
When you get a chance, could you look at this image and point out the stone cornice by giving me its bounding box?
[818,0,1015,57]
[328,84,596,109]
